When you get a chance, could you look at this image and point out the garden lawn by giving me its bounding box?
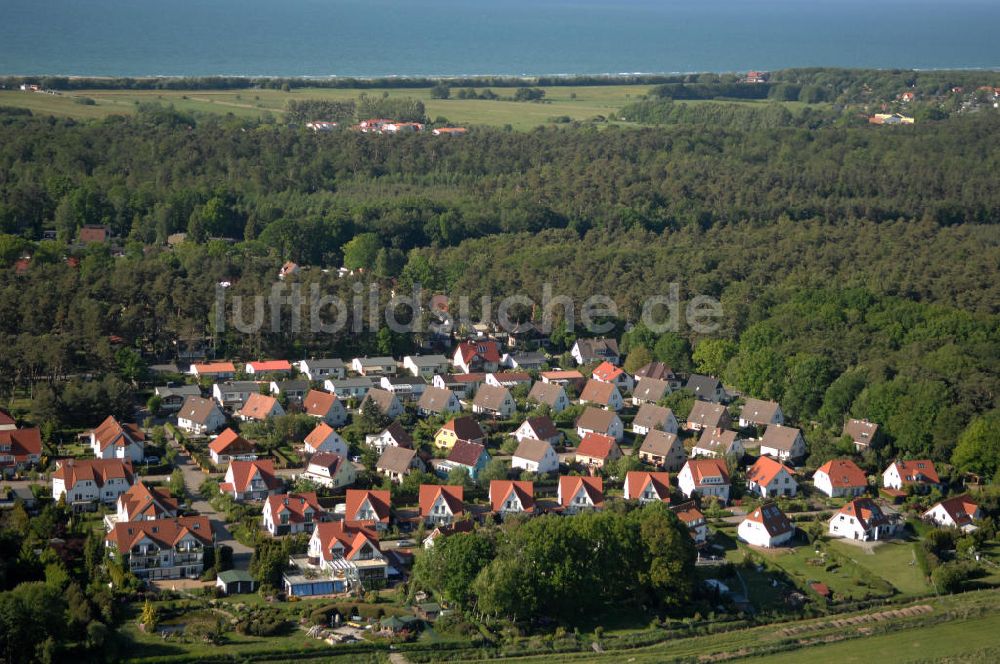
[762,540,893,601]
[830,540,931,597]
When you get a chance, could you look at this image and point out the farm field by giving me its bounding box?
[0,85,810,130]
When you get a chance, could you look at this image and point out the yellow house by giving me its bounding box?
[434,416,486,450]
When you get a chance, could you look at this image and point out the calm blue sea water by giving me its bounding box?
[1,0,999,77]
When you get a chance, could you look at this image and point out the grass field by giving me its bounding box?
[0,85,808,130]
[830,540,931,597]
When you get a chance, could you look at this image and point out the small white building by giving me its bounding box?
[89,416,145,463]
[177,396,227,436]
[302,422,349,457]
[351,356,397,376]
[923,496,982,532]
[403,355,451,379]
[738,504,795,548]
[758,424,806,462]
[301,453,357,489]
[813,459,868,498]
[511,437,560,475]
[677,458,731,503]
[745,456,797,498]
[828,498,899,541]
[297,358,346,381]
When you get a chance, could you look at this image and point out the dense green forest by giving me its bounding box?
[0,102,997,471]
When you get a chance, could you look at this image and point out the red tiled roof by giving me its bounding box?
[744,503,794,537]
[106,516,212,551]
[117,482,178,521]
[304,422,337,448]
[303,389,339,417]
[226,459,279,493]
[576,432,618,460]
[248,360,292,372]
[489,480,535,512]
[238,393,280,420]
[313,521,381,562]
[266,492,322,524]
[746,456,793,487]
[419,484,464,517]
[816,459,867,488]
[191,362,236,374]
[456,340,500,365]
[928,495,980,528]
[0,409,14,427]
[209,428,255,455]
[0,427,42,462]
[839,497,891,530]
[558,475,604,509]
[592,361,624,383]
[580,379,617,405]
[685,458,731,487]
[53,458,134,489]
[625,471,671,502]
[345,489,391,524]
[889,459,940,485]
[446,440,487,468]
[91,416,144,452]
[540,370,585,381]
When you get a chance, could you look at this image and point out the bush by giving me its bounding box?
[932,561,972,593]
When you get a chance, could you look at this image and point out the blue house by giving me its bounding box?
[436,440,490,481]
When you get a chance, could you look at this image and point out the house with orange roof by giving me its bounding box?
[344,489,392,530]
[0,427,42,472]
[303,422,349,457]
[419,485,465,526]
[591,360,634,393]
[829,497,899,541]
[539,369,586,392]
[189,362,237,379]
[677,458,731,503]
[624,471,671,503]
[89,415,145,462]
[220,459,282,501]
[105,516,213,580]
[738,504,795,548]
[52,459,135,506]
[746,456,797,498]
[923,495,982,533]
[558,475,604,514]
[575,432,622,471]
[263,492,325,536]
[490,480,536,517]
[813,459,868,498]
[882,459,940,493]
[208,428,257,465]
[110,482,178,528]
[285,521,387,596]
[671,501,709,545]
[245,360,293,376]
[302,389,348,426]
[453,340,501,374]
[236,393,285,421]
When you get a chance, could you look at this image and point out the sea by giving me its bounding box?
[2,0,999,78]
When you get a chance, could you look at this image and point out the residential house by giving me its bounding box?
[571,338,620,366]
[0,427,42,473]
[678,458,731,503]
[361,388,405,419]
[686,401,731,432]
[575,406,624,442]
[417,386,462,417]
[297,358,346,381]
[52,459,134,506]
[434,416,486,450]
[236,393,285,422]
[637,429,685,471]
[624,471,671,503]
[746,456,797,498]
[284,521,387,596]
[843,418,879,451]
[344,489,392,530]
[0,409,14,431]
[506,321,545,348]
[671,501,709,546]
[432,373,484,399]
[472,384,516,419]
[90,416,145,463]
[540,370,586,393]
[512,438,560,475]
[379,375,428,402]
[526,382,569,413]
[813,459,868,498]
[154,384,202,411]
[263,492,325,536]
[592,361,634,393]
[323,377,374,402]
[270,379,310,405]
[453,340,501,373]
[738,399,784,429]
[923,496,982,532]
[579,379,624,411]
[212,381,259,410]
[189,362,236,380]
[422,520,474,549]
[738,504,795,548]
[278,261,299,279]
[112,482,178,527]
[882,459,940,493]
[513,415,562,447]
[78,224,111,244]
[575,432,622,471]
[245,360,293,377]
[436,441,490,481]
[632,403,678,436]
[485,372,532,390]
[301,453,357,490]
[635,362,681,390]
[558,476,604,514]
[177,396,226,435]
[632,377,671,406]
[220,459,282,501]
[351,356,397,376]
[692,428,745,460]
[365,421,413,454]
[490,480,535,517]
[828,497,899,541]
[302,389,348,426]
[303,422,349,457]
[105,516,212,580]
[685,374,725,402]
[420,485,465,526]
[376,446,424,484]
[208,428,257,465]
[502,351,546,371]
[759,425,807,462]
[403,355,451,379]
